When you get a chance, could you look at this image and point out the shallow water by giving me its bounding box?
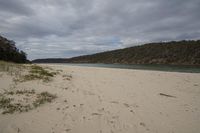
[52,63,200,73]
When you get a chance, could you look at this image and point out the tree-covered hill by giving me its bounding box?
[33,40,200,65]
[0,35,28,63]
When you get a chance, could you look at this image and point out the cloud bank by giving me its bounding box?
[1,0,200,59]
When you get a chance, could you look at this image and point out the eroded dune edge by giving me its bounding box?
[0,63,200,133]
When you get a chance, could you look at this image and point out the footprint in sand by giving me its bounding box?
[98,95,102,102]
[98,107,105,113]
[112,115,119,119]
[140,122,146,127]
[110,101,119,104]
[194,84,199,86]
[123,103,139,109]
[65,129,71,132]
[6,124,21,133]
[123,103,130,108]
[140,122,150,131]
[63,87,69,90]
[92,113,102,116]
[130,109,135,114]
[133,104,139,108]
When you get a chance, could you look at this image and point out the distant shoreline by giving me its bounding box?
[35,63,200,73]
[32,40,200,66]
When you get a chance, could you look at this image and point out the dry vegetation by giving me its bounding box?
[0,90,57,114]
[0,61,58,114]
[0,61,58,82]
[19,65,58,82]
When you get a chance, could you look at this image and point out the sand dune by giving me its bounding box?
[0,64,200,133]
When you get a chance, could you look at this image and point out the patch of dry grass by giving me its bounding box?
[0,61,58,82]
[0,61,25,76]
[33,92,57,107]
[19,65,58,82]
[62,74,72,80]
[0,90,57,114]
[0,62,59,114]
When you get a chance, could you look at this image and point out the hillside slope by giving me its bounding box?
[33,40,200,65]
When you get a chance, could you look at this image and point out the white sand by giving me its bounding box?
[0,64,200,133]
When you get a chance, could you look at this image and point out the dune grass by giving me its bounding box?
[0,61,25,76]
[33,92,57,108]
[0,90,57,114]
[0,61,58,114]
[19,65,58,82]
[0,61,58,82]
[0,96,32,114]
[62,74,72,80]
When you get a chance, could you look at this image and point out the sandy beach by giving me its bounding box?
[0,64,200,133]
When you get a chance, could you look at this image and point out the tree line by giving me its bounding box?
[33,40,200,65]
[0,35,28,63]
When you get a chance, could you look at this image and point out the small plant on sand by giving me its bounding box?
[0,61,25,76]
[30,65,55,77]
[4,89,35,95]
[0,96,13,108]
[0,96,25,114]
[16,89,35,95]
[33,92,57,108]
[63,74,72,80]
[0,90,57,114]
[19,65,57,82]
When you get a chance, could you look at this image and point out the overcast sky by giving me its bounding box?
[0,0,200,60]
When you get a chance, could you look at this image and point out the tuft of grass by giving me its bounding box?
[0,96,18,114]
[33,92,57,107]
[0,61,58,82]
[0,61,14,72]
[30,65,55,77]
[21,74,44,81]
[0,96,13,108]
[20,65,57,82]
[0,90,56,114]
[0,61,25,76]
[1,102,32,114]
[4,89,35,95]
[63,74,72,80]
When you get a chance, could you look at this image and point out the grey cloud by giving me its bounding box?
[0,0,200,60]
[0,0,33,15]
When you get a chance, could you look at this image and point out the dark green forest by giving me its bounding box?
[33,40,200,65]
[0,35,28,63]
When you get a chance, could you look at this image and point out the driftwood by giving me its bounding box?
[159,93,176,98]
